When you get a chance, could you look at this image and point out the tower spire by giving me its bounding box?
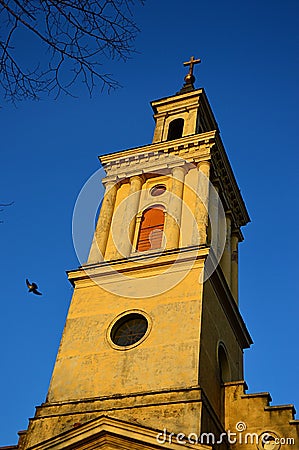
[179,55,201,94]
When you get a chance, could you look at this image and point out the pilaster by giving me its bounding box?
[192,160,210,246]
[220,214,232,287]
[231,232,239,303]
[165,166,186,249]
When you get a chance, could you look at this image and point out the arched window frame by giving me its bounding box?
[135,204,166,253]
[167,117,185,141]
[217,342,231,384]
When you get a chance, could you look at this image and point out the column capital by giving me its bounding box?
[171,165,188,177]
[102,177,119,189]
[225,212,232,223]
[197,159,210,170]
[232,228,242,239]
[129,174,145,185]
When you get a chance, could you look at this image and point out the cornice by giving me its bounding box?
[211,133,250,229]
[100,131,216,163]
[35,386,204,418]
[99,132,215,181]
[26,414,210,450]
[150,87,204,112]
[67,245,209,286]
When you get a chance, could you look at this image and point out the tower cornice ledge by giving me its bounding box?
[22,415,212,450]
[211,133,250,229]
[68,245,209,286]
[99,131,215,181]
[99,130,250,229]
[100,130,215,163]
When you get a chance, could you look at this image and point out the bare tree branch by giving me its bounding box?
[0,0,144,102]
[0,201,13,223]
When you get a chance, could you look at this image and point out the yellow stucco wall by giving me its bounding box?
[200,280,244,419]
[48,258,206,403]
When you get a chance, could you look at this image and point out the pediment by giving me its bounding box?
[28,415,210,450]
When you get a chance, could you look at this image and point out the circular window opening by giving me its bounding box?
[259,433,280,450]
[110,313,148,347]
[150,184,166,197]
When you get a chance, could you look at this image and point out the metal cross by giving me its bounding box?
[183,56,201,76]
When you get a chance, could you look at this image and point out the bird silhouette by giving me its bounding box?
[26,279,42,296]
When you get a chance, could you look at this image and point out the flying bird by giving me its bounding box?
[26,279,42,296]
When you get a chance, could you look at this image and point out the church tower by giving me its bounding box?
[5,58,298,450]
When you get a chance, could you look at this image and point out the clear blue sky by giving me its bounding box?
[1,0,298,445]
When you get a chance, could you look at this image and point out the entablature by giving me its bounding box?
[211,134,250,230]
[100,131,216,182]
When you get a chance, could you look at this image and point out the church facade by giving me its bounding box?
[3,58,298,450]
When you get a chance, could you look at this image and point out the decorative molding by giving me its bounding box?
[100,132,215,182]
[211,134,250,229]
[26,415,211,450]
[68,245,209,287]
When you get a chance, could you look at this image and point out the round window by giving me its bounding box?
[110,313,148,347]
[150,184,166,196]
[258,432,281,450]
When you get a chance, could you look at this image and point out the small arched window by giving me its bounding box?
[137,205,165,252]
[167,118,184,141]
[218,343,231,383]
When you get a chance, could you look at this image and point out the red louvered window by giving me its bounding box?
[137,206,165,252]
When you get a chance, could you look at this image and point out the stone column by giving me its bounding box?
[87,181,118,263]
[207,183,219,251]
[121,175,144,257]
[231,232,239,303]
[165,166,186,249]
[220,214,232,287]
[192,160,210,245]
